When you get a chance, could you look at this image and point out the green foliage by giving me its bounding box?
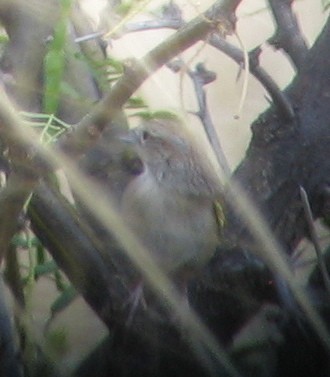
[43,0,72,114]
[0,33,9,44]
[115,0,152,17]
[11,232,40,248]
[80,53,152,115]
[34,260,59,278]
[0,32,9,56]
[86,55,124,90]
[9,229,77,328]
[21,111,70,143]
[130,109,180,121]
[127,96,147,109]
[50,285,77,319]
[116,0,136,16]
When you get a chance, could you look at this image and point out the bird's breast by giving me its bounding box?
[121,172,218,273]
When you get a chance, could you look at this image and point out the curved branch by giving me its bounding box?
[112,16,295,121]
[58,0,242,157]
[28,183,124,328]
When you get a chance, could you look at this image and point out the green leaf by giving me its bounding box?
[50,285,77,318]
[11,233,28,248]
[115,0,135,16]
[0,34,9,44]
[36,241,46,265]
[84,55,124,91]
[54,269,67,292]
[126,96,148,109]
[43,0,72,114]
[21,111,70,142]
[11,233,40,248]
[130,110,179,121]
[34,260,59,278]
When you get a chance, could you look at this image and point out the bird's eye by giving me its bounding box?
[141,130,150,142]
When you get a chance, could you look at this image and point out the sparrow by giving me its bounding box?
[121,118,224,296]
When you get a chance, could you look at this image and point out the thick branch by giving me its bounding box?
[0,275,23,377]
[0,89,41,261]
[0,0,59,261]
[268,0,308,70]
[28,183,125,328]
[232,15,330,250]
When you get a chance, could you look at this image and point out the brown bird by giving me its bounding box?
[121,118,224,313]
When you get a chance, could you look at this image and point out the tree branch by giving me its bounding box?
[58,0,242,157]
[268,0,309,70]
[184,62,231,175]
[0,0,59,261]
[0,275,23,377]
[232,14,330,249]
[116,16,295,121]
[0,88,41,261]
[28,182,126,329]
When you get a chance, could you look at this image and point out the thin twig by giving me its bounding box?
[187,63,231,176]
[75,31,104,43]
[118,16,295,121]
[200,34,295,121]
[299,186,330,298]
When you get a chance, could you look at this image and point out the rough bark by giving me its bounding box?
[232,15,330,251]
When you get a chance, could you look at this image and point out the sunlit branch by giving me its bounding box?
[59,0,242,157]
[115,16,295,121]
